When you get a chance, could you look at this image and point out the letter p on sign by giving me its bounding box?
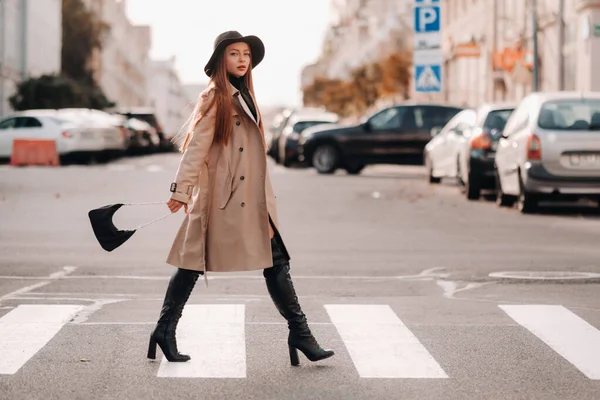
[415,6,440,33]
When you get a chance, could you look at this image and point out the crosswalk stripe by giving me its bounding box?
[0,304,83,375]
[325,304,448,378]
[500,305,600,380]
[157,304,246,378]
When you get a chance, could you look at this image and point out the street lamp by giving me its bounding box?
[531,0,539,92]
[0,0,5,116]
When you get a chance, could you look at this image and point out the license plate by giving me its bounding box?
[569,153,600,167]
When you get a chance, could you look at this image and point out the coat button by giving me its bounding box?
[240,176,245,181]
[236,121,241,126]
[239,147,243,152]
[241,202,245,207]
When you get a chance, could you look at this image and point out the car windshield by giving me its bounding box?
[483,109,513,132]
[119,113,160,131]
[538,99,600,130]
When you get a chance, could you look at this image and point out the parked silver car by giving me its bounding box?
[495,92,600,213]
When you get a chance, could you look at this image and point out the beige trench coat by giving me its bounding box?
[166,83,282,279]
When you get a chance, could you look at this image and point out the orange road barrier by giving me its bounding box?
[10,139,60,167]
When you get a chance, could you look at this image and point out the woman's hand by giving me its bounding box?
[167,199,188,214]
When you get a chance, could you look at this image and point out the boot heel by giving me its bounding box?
[289,345,300,366]
[147,337,157,359]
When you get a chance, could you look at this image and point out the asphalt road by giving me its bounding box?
[0,154,599,400]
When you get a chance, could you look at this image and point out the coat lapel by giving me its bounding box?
[228,82,258,125]
[248,92,260,125]
[237,95,258,125]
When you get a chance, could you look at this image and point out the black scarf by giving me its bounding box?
[228,75,257,122]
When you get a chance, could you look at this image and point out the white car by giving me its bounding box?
[19,109,127,158]
[424,103,515,200]
[495,91,600,213]
[0,114,104,161]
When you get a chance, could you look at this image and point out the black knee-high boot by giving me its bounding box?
[147,268,200,362]
[264,238,335,366]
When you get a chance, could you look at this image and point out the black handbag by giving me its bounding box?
[88,201,172,252]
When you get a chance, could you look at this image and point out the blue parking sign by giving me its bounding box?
[414,5,440,33]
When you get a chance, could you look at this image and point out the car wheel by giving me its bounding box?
[456,158,464,186]
[345,164,365,175]
[465,173,481,200]
[495,168,515,207]
[312,144,339,174]
[269,139,280,163]
[517,175,538,214]
[282,154,293,168]
[426,154,441,184]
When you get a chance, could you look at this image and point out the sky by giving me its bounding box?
[126,0,332,108]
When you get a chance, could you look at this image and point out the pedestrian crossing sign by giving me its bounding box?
[415,64,442,92]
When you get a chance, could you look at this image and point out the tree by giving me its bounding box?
[379,51,412,100]
[350,62,383,112]
[61,0,110,83]
[301,50,412,118]
[8,0,116,111]
[8,74,115,111]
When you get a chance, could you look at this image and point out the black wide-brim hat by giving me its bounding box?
[204,30,265,77]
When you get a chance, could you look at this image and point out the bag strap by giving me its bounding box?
[122,201,173,230]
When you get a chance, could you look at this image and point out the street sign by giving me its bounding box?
[414,65,442,92]
[413,0,442,93]
[414,3,440,33]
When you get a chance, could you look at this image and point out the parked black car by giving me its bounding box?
[114,108,174,152]
[267,108,295,163]
[297,104,463,174]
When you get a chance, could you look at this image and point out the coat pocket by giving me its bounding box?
[218,172,234,209]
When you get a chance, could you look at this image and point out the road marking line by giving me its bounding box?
[156,304,246,378]
[0,266,77,302]
[0,304,83,375]
[5,268,446,282]
[79,321,332,326]
[500,305,600,380]
[324,304,448,378]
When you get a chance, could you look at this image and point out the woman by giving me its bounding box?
[146,31,334,366]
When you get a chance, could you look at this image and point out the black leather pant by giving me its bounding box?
[267,233,290,270]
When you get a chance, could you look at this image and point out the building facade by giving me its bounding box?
[182,83,208,106]
[148,57,189,137]
[302,0,412,90]
[82,0,151,108]
[0,0,62,116]
[442,0,600,107]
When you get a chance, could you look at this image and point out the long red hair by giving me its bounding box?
[177,48,264,152]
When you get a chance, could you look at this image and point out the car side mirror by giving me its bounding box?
[363,121,371,132]
[430,127,442,137]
